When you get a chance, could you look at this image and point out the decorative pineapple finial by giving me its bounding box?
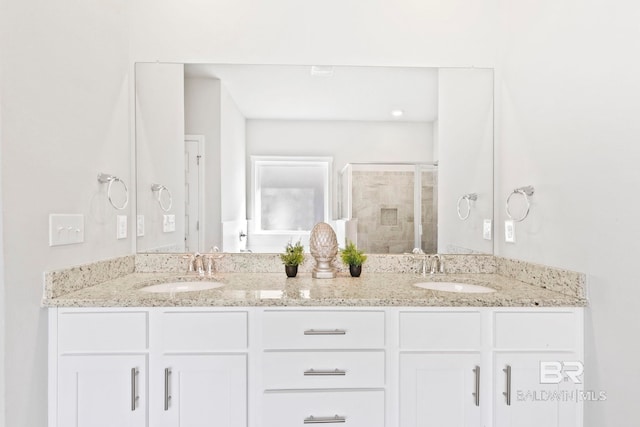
[309,222,338,279]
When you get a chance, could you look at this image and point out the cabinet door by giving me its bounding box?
[494,352,582,427]
[58,354,147,427]
[400,353,482,427]
[152,354,247,427]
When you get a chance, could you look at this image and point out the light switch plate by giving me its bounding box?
[483,219,492,240]
[116,215,127,239]
[49,214,85,246]
[505,220,516,243]
[136,215,145,237]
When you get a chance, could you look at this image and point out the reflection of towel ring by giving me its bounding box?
[456,193,478,221]
[506,186,535,222]
[151,184,173,212]
[97,173,129,210]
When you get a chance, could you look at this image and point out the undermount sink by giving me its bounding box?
[138,281,225,293]
[413,281,496,294]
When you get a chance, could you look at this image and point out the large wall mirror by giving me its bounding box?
[135,63,493,255]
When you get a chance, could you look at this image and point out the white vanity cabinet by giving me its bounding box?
[49,308,248,427]
[397,308,584,427]
[399,311,484,427]
[260,310,386,427]
[149,310,248,427]
[492,311,584,427]
[57,354,147,427]
[49,306,583,427]
[52,309,149,427]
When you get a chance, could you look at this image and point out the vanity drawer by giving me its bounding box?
[263,390,384,427]
[159,311,248,351]
[58,310,148,352]
[494,310,578,349]
[263,351,385,389]
[399,311,482,350]
[262,310,385,349]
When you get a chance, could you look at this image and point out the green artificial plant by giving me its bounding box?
[340,241,368,266]
[280,241,305,266]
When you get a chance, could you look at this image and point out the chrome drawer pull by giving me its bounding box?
[304,368,347,376]
[503,365,512,406]
[473,366,480,407]
[304,329,346,335]
[164,368,172,411]
[130,368,139,411]
[304,415,346,424]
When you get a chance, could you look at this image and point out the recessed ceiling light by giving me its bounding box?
[310,66,334,77]
[391,109,404,118]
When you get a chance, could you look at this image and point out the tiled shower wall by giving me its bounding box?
[351,170,437,253]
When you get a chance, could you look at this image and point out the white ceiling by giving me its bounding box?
[185,64,438,122]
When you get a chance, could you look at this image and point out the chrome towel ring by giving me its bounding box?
[456,193,478,220]
[97,173,129,210]
[151,184,173,212]
[506,186,535,222]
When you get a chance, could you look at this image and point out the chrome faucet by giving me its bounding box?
[411,248,429,277]
[203,253,216,276]
[184,248,224,277]
[183,252,205,276]
[430,254,444,274]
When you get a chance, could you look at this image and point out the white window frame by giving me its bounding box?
[251,156,332,234]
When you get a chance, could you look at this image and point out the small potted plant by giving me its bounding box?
[280,241,305,277]
[340,241,367,277]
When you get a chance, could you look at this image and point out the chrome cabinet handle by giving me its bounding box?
[130,368,139,411]
[304,415,346,424]
[164,368,172,411]
[473,366,480,407]
[503,365,512,406]
[304,369,346,376]
[304,329,346,335]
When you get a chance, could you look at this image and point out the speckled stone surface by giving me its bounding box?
[42,271,586,308]
[134,253,496,275]
[44,255,135,299]
[43,253,586,308]
[497,257,586,299]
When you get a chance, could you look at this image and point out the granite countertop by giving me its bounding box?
[42,271,587,308]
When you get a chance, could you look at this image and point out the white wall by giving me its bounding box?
[437,68,493,254]
[136,63,185,252]
[130,0,498,67]
[220,87,247,222]
[0,24,5,423]
[185,77,223,250]
[1,0,634,425]
[185,78,247,251]
[0,1,131,426]
[495,1,640,425]
[247,119,433,217]
[220,85,247,252]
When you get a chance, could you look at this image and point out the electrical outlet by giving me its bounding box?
[137,215,145,237]
[483,219,492,240]
[117,215,128,239]
[163,214,176,233]
[505,220,516,243]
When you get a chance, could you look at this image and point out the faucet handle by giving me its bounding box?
[182,254,196,272]
[429,255,440,275]
[204,254,216,276]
